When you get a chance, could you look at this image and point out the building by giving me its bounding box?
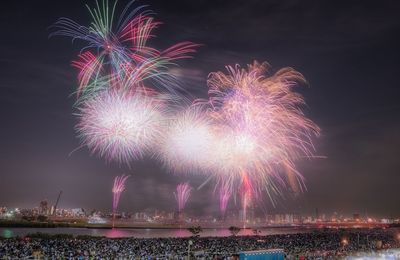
[39,200,48,215]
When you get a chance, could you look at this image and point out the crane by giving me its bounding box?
[53,190,63,216]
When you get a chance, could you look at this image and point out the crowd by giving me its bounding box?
[0,228,399,259]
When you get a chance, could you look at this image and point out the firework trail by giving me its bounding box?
[51,0,198,100]
[218,181,231,218]
[76,89,166,164]
[174,182,192,213]
[240,172,254,227]
[112,174,129,227]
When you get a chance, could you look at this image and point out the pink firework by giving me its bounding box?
[219,181,231,218]
[200,61,320,197]
[112,174,130,213]
[52,1,199,99]
[53,1,198,167]
[240,172,254,226]
[174,182,192,213]
[112,174,129,227]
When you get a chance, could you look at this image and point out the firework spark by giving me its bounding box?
[52,0,319,206]
[174,182,192,213]
[218,181,231,218]
[112,174,129,227]
[52,0,198,100]
[199,61,319,198]
[76,90,166,164]
[158,106,217,173]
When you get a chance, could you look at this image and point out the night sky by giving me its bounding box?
[1,0,399,217]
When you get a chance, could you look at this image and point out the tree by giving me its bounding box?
[229,226,241,236]
[21,215,35,222]
[252,228,261,236]
[187,225,203,237]
[36,215,48,222]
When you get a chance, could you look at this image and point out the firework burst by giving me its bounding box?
[158,106,217,173]
[76,90,166,164]
[52,0,198,100]
[52,1,319,206]
[199,61,319,197]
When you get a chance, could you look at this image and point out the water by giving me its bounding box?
[0,227,311,239]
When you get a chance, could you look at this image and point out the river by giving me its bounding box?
[0,226,313,238]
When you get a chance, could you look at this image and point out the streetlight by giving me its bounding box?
[187,239,193,260]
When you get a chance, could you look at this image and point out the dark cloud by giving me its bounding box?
[0,0,399,217]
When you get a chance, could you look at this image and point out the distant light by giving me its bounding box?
[88,215,106,224]
[2,230,13,239]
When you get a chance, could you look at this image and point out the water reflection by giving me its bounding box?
[0,227,311,239]
[216,228,230,237]
[173,228,190,238]
[104,229,131,238]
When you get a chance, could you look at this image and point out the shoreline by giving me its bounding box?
[0,219,396,230]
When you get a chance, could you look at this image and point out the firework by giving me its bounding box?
[52,0,319,206]
[76,90,166,164]
[53,0,199,167]
[240,172,253,226]
[52,0,198,100]
[201,61,319,197]
[112,174,129,227]
[218,181,231,218]
[174,182,192,213]
[158,106,217,173]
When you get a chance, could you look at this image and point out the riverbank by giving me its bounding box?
[0,226,314,239]
[0,220,183,229]
[0,219,395,230]
[0,220,83,228]
[0,219,300,229]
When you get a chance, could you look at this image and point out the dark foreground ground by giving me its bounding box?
[0,228,399,259]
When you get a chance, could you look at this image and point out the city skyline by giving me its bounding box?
[0,0,400,217]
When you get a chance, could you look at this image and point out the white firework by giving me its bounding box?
[76,90,165,164]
